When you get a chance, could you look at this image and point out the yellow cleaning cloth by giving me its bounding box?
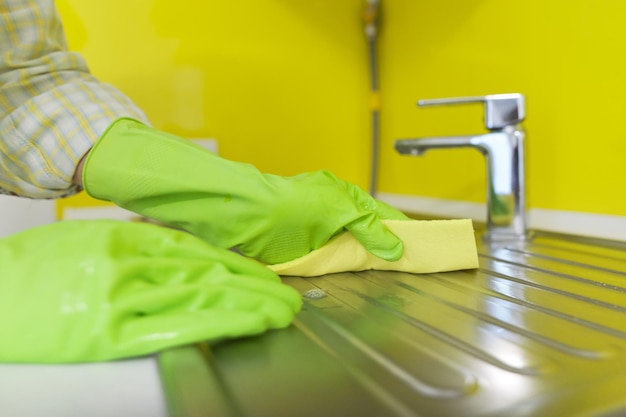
[268,219,479,277]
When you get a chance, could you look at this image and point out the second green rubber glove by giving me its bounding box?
[83,118,408,264]
[0,220,301,363]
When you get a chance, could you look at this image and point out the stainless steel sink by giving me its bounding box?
[158,224,626,417]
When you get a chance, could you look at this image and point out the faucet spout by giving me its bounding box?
[396,135,480,155]
[395,126,527,242]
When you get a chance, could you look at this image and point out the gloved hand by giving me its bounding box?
[82,118,409,264]
[0,220,301,363]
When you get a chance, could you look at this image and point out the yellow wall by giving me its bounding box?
[55,0,372,214]
[57,0,625,219]
[378,0,626,217]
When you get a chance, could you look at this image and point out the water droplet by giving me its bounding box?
[303,289,326,300]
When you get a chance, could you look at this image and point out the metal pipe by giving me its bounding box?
[363,0,381,196]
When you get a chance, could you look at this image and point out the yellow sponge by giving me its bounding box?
[268,219,479,277]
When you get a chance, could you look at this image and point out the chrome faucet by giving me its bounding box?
[395,93,527,242]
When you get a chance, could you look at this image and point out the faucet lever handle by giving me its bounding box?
[417,93,525,130]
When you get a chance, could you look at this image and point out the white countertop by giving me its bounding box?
[0,357,167,417]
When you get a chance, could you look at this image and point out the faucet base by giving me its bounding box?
[482,230,532,245]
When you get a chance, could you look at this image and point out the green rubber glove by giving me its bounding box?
[82,118,408,265]
[0,220,301,363]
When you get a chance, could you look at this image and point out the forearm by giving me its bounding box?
[72,152,88,187]
[0,0,148,198]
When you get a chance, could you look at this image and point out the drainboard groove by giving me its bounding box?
[348,291,545,375]
[419,273,626,340]
[503,247,626,277]
[477,267,626,313]
[308,276,546,376]
[296,275,482,396]
[524,242,626,264]
[291,317,421,417]
[478,254,626,293]
[390,280,609,360]
[295,310,476,399]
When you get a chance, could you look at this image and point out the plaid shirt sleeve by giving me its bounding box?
[0,0,149,198]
